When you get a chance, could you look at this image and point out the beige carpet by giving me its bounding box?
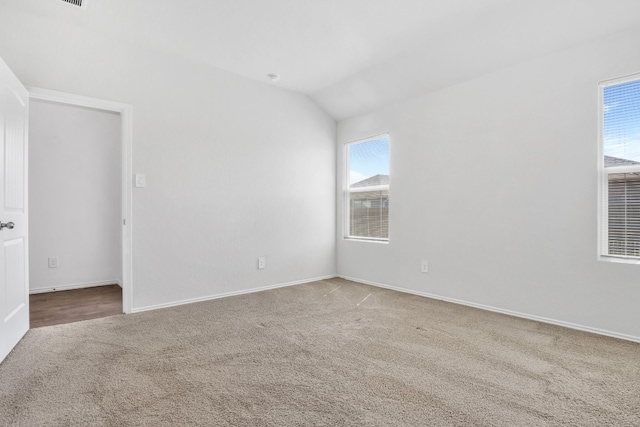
[1,278,639,426]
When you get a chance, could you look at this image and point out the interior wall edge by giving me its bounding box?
[131,275,338,314]
[339,275,640,344]
[29,280,122,295]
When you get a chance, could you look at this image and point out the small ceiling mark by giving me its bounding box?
[267,73,280,82]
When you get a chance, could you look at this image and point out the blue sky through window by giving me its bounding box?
[604,79,640,164]
[349,136,390,185]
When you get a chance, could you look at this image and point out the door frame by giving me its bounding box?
[27,87,133,313]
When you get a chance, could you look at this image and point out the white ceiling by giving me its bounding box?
[6,0,640,120]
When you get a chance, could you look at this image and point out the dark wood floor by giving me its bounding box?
[30,285,123,328]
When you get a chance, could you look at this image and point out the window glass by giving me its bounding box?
[347,135,390,240]
[604,79,640,167]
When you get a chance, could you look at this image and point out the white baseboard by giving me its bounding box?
[30,279,122,294]
[340,276,640,344]
[131,275,337,314]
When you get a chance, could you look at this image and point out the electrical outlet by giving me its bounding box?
[258,257,266,270]
[421,260,428,273]
[48,257,58,269]
[135,174,146,188]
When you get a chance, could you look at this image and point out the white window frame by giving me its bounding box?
[598,73,640,264]
[344,134,390,242]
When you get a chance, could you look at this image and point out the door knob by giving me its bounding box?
[0,221,14,230]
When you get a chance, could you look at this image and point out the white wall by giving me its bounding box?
[337,26,640,341]
[0,7,336,310]
[29,101,122,292]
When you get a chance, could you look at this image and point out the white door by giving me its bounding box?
[0,57,29,364]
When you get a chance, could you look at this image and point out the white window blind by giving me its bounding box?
[346,135,390,240]
[608,173,640,257]
[601,77,640,259]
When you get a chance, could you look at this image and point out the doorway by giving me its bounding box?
[27,88,133,318]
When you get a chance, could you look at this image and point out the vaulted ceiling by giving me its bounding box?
[5,0,640,120]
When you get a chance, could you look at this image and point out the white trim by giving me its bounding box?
[131,275,336,313]
[26,87,127,113]
[602,164,640,174]
[340,276,640,344]
[597,79,605,260]
[598,72,640,87]
[346,133,391,146]
[344,237,389,244]
[349,184,389,193]
[599,254,640,264]
[26,86,134,313]
[29,280,121,294]
[343,138,351,238]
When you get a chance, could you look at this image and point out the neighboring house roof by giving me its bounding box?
[605,155,640,167]
[351,174,389,188]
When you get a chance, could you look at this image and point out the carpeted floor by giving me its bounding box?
[1,278,639,426]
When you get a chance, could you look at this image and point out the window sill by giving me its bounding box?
[344,237,389,244]
[598,255,640,265]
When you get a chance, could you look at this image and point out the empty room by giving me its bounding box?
[1,0,639,425]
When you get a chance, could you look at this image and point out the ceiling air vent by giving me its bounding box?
[60,0,87,9]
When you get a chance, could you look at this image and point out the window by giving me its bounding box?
[345,134,390,241]
[599,76,640,260]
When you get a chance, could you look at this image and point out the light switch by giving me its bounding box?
[135,174,146,188]
[421,260,429,273]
